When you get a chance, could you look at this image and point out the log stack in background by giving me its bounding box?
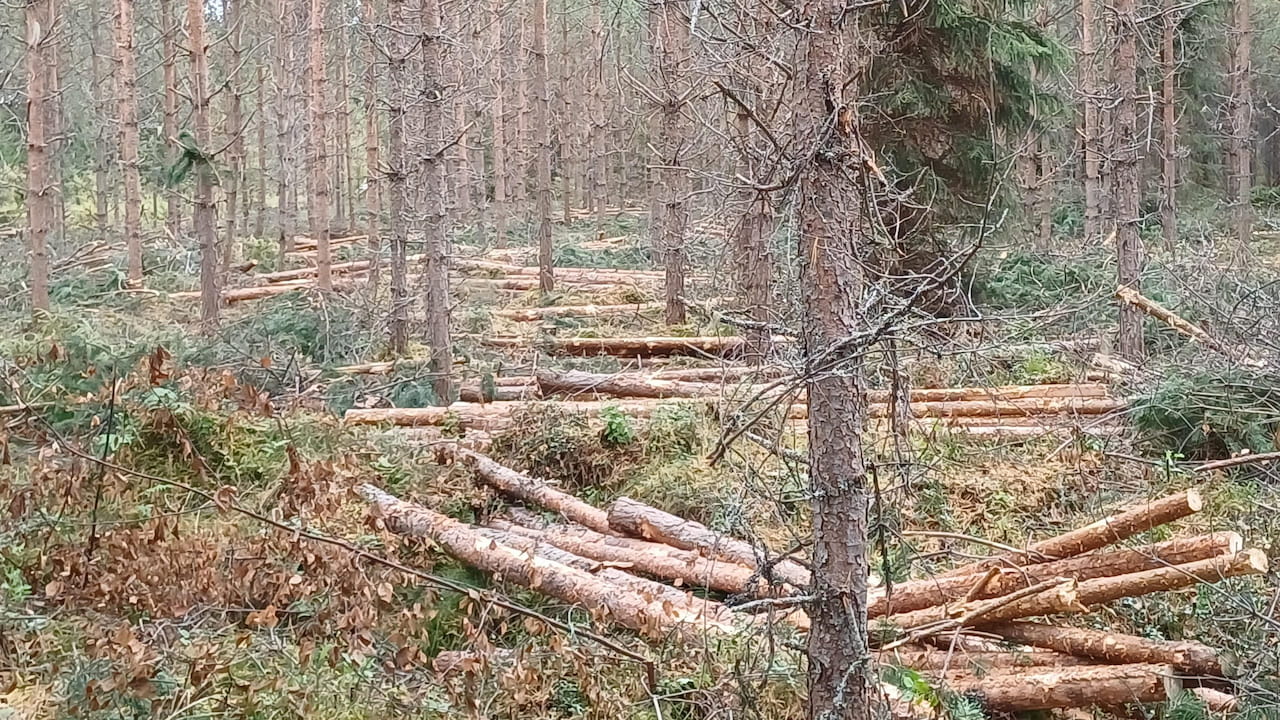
[357,454,1266,715]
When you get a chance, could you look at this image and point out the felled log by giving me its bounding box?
[942,490,1205,576]
[440,447,612,534]
[457,260,665,281]
[291,233,367,251]
[457,382,539,403]
[497,303,664,322]
[535,369,764,400]
[870,532,1242,617]
[938,663,1177,712]
[984,621,1230,677]
[358,484,736,636]
[1190,688,1239,712]
[341,399,722,431]
[491,518,785,597]
[484,335,762,359]
[464,278,620,293]
[334,358,428,375]
[649,366,788,382]
[377,427,494,452]
[258,254,422,283]
[878,645,1092,672]
[607,496,810,588]
[890,550,1267,630]
[1115,285,1237,359]
[169,279,356,303]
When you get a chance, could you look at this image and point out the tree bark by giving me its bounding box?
[587,0,607,231]
[188,0,219,327]
[489,0,508,246]
[941,489,1204,576]
[418,0,454,403]
[498,303,664,322]
[255,63,267,238]
[222,0,244,278]
[483,334,761,358]
[653,0,690,325]
[362,0,382,259]
[1113,0,1143,359]
[1227,0,1253,247]
[985,621,1229,677]
[879,645,1090,672]
[386,0,410,354]
[441,446,612,534]
[89,0,112,246]
[359,484,737,636]
[307,0,332,290]
[608,495,810,588]
[939,664,1176,713]
[1080,0,1102,243]
[1159,0,1177,250]
[115,0,143,285]
[531,0,555,293]
[160,0,182,240]
[25,0,54,313]
[730,72,773,359]
[272,0,295,256]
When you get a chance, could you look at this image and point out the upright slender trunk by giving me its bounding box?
[255,64,267,238]
[386,0,409,354]
[559,2,574,223]
[419,0,454,402]
[161,0,181,239]
[1032,4,1052,250]
[654,0,689,325]
[116,0,143,285]
[1114,0,1143,359]
[531,0,555,293]
[89,0,111,244]
[363,0,382,253]
[731,71,772,361]
[1080,0,1102,241]
[47,18,63,245]
[1227,0,1252,246]
[340,36,356,233]
[795,2,875,717]
[588,0,606,231]
[188,0,219,326]
[1160,0,1177,250]
[308,0,332,289]
[489,0,507,246]
[26,0,54,313]
[513,10,529,211]
[273,0,294,255]
[221,0,243,276]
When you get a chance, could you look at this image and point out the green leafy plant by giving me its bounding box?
[599,405,636,447]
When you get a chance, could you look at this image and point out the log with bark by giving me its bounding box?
[938,663,1178,712]
[342,399,732,431]
[484,335,771,359]
[357,484,737,636]
[490,518,787,597]
[983,621,1230,677]
[941,489,1205,576]
[1115,285,1241,360]
[877,645,1093,672]
[439,446,613,534]
[607,496,811,588]
[169,279,356,303]
[497,303,664,322]
[869,532,1242,617]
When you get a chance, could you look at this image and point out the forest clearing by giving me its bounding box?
[3,0,1280,717]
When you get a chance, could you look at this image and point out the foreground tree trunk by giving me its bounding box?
[89,0,111,245]
[1113,0,1143,359]
[273,0,294,255]
[116,0,143,286]
[531,0,555,293]
[308,0,332,290]
[419,0,453,402]
[653,0,690,325]
[25,0,54,313]
[386,0,409,354]
[1080,0,1102,242]
[793,3,875,716]
[188,0,218,326]
[222,0,244,276]
[1227,0,1253,247]
[1159,0,1177,250]
[362,0,381,252]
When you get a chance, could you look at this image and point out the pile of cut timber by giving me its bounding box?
[483,335,789,359]
[358,452,1265,714]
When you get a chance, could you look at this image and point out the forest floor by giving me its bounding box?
[2,209,1280,719]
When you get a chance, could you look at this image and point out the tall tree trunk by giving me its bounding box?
[89,0,111,244]
[1114,0,1143,358]
[588,0,606,231]
[559,1,574,224]
[273,0,294,255]
[794,3,875,718]
[222,0,243,276]
[731,72,772,361]
[1080,0,1102,242]
[653,0,689,325]
[489,0,508,246]
[1227,0,1252,247]
[161,0,181,240]
[188,0,218,326]
[1160,0,1177,251]
[47,17,63,245]
[255,64,267,238]
[308,0,332,289]
[342,36,357,233]
[1032,4,1052,250]
[363,0,382,255]
[513,10,529,212]
[387,0,409,354]
[531,0,555,293]
[419,0,454,402]
[116,0,143,286]
[25,0,54,313]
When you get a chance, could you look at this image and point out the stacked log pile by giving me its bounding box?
[357,452,1266,714]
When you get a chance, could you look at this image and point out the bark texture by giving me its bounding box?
[531,0,554,292]
[25,0,54,312]
[653,0,690,325]
[442,447,612,534]
[188,0,218,326]
[985,621,1229,677]
[940,664,1176,712]
[308,0,332,290]
[115,0,143,286]
[1113,0,1144,359]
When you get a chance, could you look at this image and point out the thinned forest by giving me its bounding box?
[2,0,1280,716]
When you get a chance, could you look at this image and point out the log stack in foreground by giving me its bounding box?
[356,450,1265,714]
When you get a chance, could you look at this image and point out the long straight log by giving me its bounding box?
[169,279,356,303]
[342,400,729,431]
[491,518,786,597]
[498,303,664,322]
[607,496,810,588]
[1115,285,1235,358]
[878,645,1093,672]
[888,550,1267,630]
[649,366,788,382]
[938,663,1177,712]
[984,621,1230,677]
[357,484,736,636]
[870,532,1241,618]
[484,335,767,359]
[941,490,1205,577]
[439,447,613,534]
[259,253,422,283]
